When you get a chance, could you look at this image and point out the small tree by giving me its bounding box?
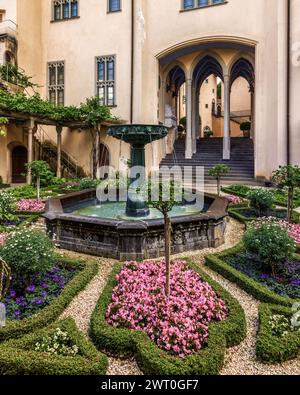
[272,165,300,223]
[209,164,231,196]
[148,180,182,298]
[240,122,251,137]
[80,97,111,179]
[25,160,53,200]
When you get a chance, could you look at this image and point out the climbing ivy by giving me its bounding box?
[0,90,114,126]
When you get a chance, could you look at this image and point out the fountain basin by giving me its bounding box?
[44,189,229,261]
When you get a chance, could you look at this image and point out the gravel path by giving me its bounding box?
[58,251,142,375]
[58,219,299,375]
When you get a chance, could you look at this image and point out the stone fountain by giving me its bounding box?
[44,124,229,260]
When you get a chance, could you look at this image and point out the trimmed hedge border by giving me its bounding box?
[256,304,300,364]
[90,261,246,375]
[0,318,108,375]
[228,207,299,225]
[222,186,300,209]
[0,255,98,342]
[205,244,300,307]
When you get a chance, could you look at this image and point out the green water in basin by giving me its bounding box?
[71,202,205,221]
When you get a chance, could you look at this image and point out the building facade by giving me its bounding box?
[0,0,299,184]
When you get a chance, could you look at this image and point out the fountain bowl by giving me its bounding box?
[44,189,229,261]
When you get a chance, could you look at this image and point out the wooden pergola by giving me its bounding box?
[0,108,122,183]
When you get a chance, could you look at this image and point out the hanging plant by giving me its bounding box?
[0,117,8,137]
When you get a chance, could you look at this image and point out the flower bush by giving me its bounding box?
[269,314,291,338]
[3,265,77,320]
[251,217,300,246]
[16,199,46,213]
[34,327,79,356]
[223,195,242,205]
[0,229,55,288]
[247,188,274,216]
[243,222,295,276]
[106,260,228,358]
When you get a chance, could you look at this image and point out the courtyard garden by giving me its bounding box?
[0,165,299,376]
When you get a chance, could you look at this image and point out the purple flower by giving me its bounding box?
[9,290,17,298]
[290,280,300,286]
[14,310,21,317]
[260,274,270,279]
[33,298,44,306]
[41,291,48,298]
[41,283,49,289]
[26,285,36,293]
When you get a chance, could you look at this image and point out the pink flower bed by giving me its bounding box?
[0,233,9,246]
[278,220,300,245]
[106,260,228,358]
[223,195,242,205]
[17,199,45,213]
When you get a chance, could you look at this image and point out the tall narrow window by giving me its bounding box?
[48,61,65,106]
[53,0,78,21]
[96,56,116,106]
[108,0,121,13]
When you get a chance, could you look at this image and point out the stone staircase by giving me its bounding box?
[159,137,255,184]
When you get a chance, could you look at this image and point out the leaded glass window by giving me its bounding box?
[48,61,65,106]
[96,56,116,107]
[53,0,78,21]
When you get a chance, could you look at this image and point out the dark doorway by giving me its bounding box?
[99,143,110,168]
[12,146,27,183]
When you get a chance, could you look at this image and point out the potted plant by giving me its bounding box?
[240,122,251,138]
[203,126,214,138]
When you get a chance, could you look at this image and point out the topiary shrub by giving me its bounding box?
[247,188,274,216]
[0,229,55,287]
[0,191,17,225]
[243,223,295,276]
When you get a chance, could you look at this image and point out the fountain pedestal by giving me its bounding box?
[108,124,168,217]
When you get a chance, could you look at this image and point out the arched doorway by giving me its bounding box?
[99,143,110,168]
[11,146,27,183]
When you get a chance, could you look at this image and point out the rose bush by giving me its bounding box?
[106,260,228,358]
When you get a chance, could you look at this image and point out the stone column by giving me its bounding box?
[26,118,35,185]
[185,78,193,159]
[56,126,63,178]
[223,74,231,160]
[250,88,255,139]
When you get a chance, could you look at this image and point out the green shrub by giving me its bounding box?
[35,326,79,356]
[0,318,108,375]
[0,191,17,224]
[243,224,295,276]
[90,261,246,375]
[79,178,100,190]
[222,184,251,198]
[247,188,274,216]
[0,229,55,284]
[8,185,37,199]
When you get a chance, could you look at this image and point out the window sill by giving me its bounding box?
[107,10,122,14]
[180,2,228,13]
[51,16,80,23]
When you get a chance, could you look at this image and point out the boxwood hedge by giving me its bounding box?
[205,244,300,307]
[0,318,108,375]
[256,304,300,363]
[0,255,98,342]
[228,207,299,225]
[90,261,246,375]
